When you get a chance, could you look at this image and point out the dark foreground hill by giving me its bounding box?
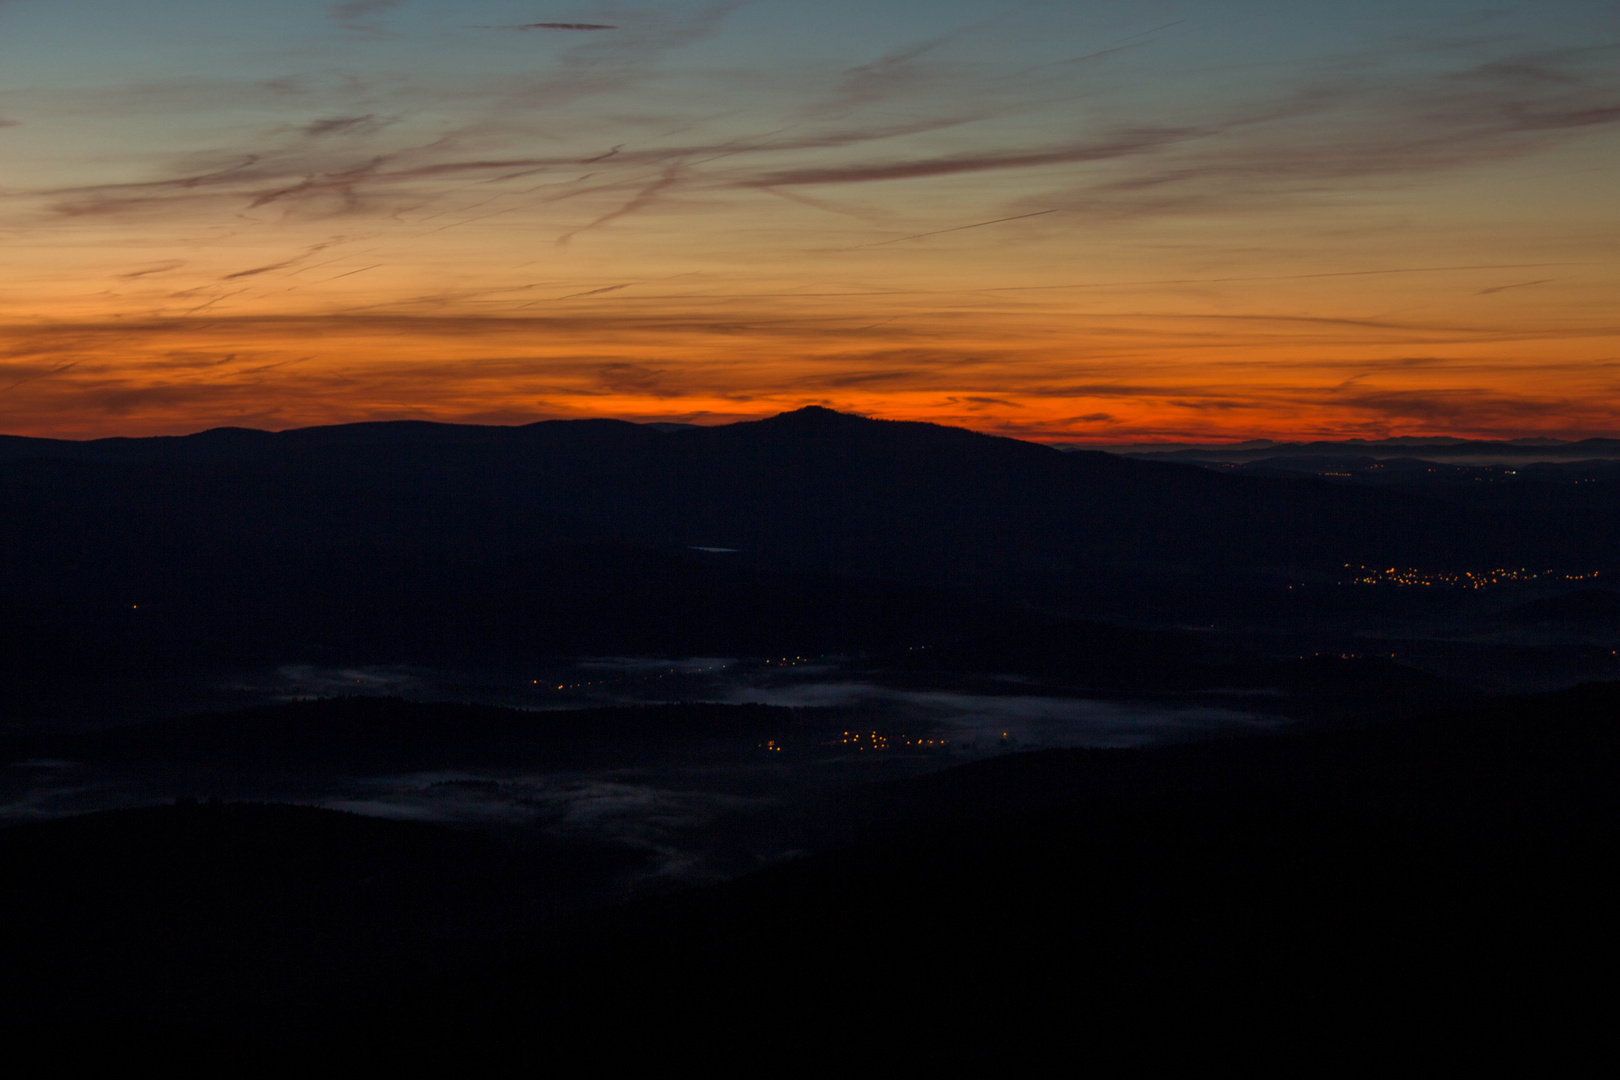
[6,408,1618,687]
[26,698,795,771]
[5,683,1614,1064]
[388,684,1614,1063]
[0,802,636,1026]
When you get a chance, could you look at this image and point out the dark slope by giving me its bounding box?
[849,680,1619,827]
[5,408,1617,683]
[317,682,1620,1061]
[0,802,634,1027]
[9,683,1610,1062]
[27,698,794,771]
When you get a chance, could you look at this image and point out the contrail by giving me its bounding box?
[861,209,1059,247]
[2,361,80,394]
[472,23,619,31]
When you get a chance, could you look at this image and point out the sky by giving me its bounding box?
[0,0,1616,442]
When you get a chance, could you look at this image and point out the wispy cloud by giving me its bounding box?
[301,115,383,138]
[21,27,1616,240]
[732,41,1620,225]
[329,0,404,33]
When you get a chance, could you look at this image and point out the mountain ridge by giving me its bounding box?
[4,407,1617,685]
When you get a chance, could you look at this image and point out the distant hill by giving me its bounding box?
[876,619,1471,718]
[1137,454,1620,516]
[4,408,1619,677]
[1506,589,1620,623]
[1085,434,1620,463]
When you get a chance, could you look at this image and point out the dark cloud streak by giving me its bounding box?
[329,1,403,32]
[301,116,380,138]
[477,23,619,32]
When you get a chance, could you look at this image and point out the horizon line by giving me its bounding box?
[4,406,1619,448]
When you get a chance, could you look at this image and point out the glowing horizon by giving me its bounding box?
[2,1,1617,443]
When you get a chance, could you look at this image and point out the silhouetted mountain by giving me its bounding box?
[6,409,1617,682]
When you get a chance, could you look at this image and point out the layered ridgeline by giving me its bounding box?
[4,407,1618,679]
[1099,434,1620,464]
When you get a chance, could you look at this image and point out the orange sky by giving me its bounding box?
[2,1,1617,442]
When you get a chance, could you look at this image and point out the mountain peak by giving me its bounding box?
[750,406,879,429]
[778,405,863,420]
